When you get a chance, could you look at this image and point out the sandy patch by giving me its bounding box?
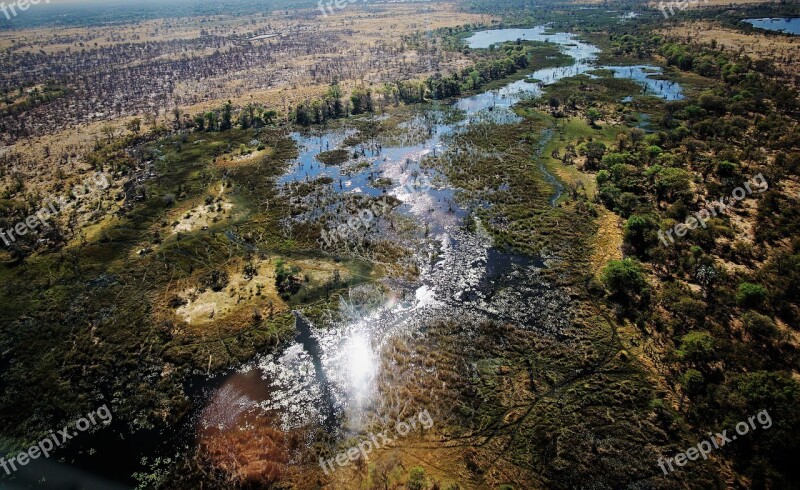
[215,147,274,169]
[171,256,352,326]
[171,182,234,234]
[175,259,287,325]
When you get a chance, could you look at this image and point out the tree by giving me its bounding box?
[585,107,601,126]
[238,105,253,129]
[578,141,606,170]
[220,101,233,131]
[126,118,141,135]
[623,214,659,259]
[263,110,277,125]
[205,111,217,132]
[682,369,706,396]
[716,371,800,487]
[407,467,426,490]
[677,331,716,370]
[654,167,692,202]
[100,124,117,143]
[275,259,301,299]
[742,311,778,341]
[326,82,344,117]
[293,103,312,126]
[350,87,373,114]
[600,259,650,307]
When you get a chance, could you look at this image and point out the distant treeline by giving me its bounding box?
[185,41,568,128]
[0,0,319,30]
[290,41,568,126]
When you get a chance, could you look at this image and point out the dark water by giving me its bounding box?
[293,311,338,430]
[4,370,235,488]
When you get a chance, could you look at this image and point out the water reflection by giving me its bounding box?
[198,25,683,465]
[604,65,684,101]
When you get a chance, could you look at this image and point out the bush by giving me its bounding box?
[678,331,717,369]
[623,214,659,259]
[737,282,768,309]
[275,259,301,299]
[596,169,611,186]
[163,193,176,207]
[717,160,738,177]
[407,467,427,490]
[742,311,778,340]
[682,369,706,396]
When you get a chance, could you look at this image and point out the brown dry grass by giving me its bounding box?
[659,21,800,81]
[588,207,624,277]
[2,2,491,229]
[156,255,351,330]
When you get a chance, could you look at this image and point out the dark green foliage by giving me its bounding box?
[407,467,426,490]
[350,87,374,115]
[741,311,778,341]
[736,282,768,309]
[623,214,660,259]
[578,141,606,170]
[677,331,717,371]
[715,372,800,488]
[275,259,301,300]
[600,259,649,307]
[682,369,706,396]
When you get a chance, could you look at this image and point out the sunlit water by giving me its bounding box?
[604,65,684,101]
[16,27,689,488]
[204,25,684,460]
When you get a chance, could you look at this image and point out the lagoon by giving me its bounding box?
[744,18,800,35]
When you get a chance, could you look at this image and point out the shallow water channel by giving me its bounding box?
[32,27,684,487]
[203,24,685,458]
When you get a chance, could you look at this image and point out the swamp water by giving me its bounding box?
[27,27,684,487]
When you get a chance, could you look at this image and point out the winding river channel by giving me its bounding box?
[192,26,682,468]
[43,27,684,487]
[242,27,684,436]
